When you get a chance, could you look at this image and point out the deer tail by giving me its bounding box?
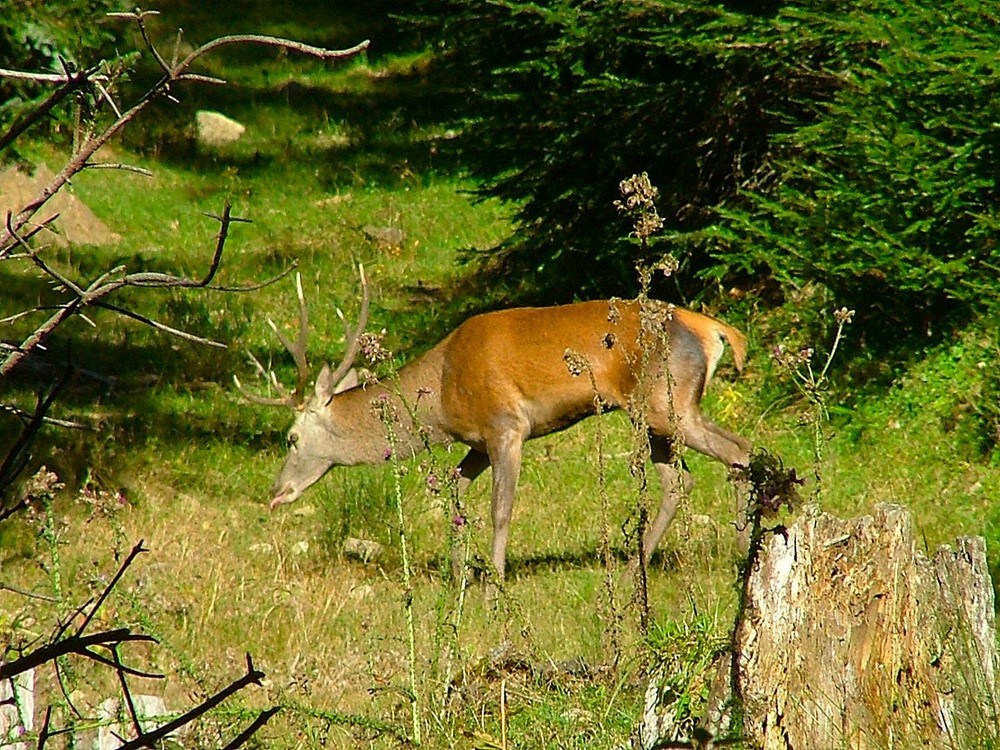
[715,320,747,373]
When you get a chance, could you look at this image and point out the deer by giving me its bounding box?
[236,268,752,585]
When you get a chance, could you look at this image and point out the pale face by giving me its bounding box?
[269,401,338,509]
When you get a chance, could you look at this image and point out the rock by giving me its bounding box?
[0,666,33,750]
[361,225,405,249]
[195,110,246,147]
[343,537,384,563]
[0,163,120,246]
[96,694,175,749]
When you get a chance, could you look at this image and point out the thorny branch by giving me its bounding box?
[115,653,269,750]
[0,64,101,152]
[0,627,158,681]
[0,11,368,500]
[75,540,149,637]
[1,541,274,748]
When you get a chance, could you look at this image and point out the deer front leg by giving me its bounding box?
[486,427,526,588]
[452,448,490,581]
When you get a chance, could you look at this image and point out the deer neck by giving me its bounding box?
[328,345,449,465]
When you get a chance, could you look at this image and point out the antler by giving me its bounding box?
[326,264,369,388]
[234,272,310,408]
[234,265,369,408]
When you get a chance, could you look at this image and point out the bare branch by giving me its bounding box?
[81,163,154,178]
[132,8,173,75]
[198,202,243,287]
[205,262,298,292]
[0,203,253,376]
[175,35,370,74]
[82,645,165,680]
[105,9,161,19]
[1,403,91,430]
[0,375,70,508]
[0,629,158,680]
[115,653,266,750]
[91,77,123,118]
[0,211,60,263]
[95,302,227,348]
[0,63,102,154]
[36,705,54,750]
[0,582,59,601]
[220,707,281,750]
[76,540,149,636]
[0,69,73,83]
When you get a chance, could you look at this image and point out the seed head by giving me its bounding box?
[833,307,855,325]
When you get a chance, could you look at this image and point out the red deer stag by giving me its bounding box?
[237,269,751,584]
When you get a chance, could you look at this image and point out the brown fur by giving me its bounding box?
[268,299,752,584]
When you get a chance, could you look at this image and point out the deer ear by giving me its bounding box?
[333,368,359,394]
[315,364,337,404]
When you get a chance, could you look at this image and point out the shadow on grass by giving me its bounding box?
[117,0,472,196]
[482,546,686,581]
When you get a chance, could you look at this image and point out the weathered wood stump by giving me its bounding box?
[642,503,1000,750]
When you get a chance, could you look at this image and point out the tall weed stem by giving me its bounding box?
[773,306,854,499]
[375,396,422,746]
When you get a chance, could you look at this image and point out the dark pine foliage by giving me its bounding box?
[405,0,1000,346]
[0,0,130,148]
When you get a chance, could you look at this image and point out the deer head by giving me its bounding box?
[235,267,369,508]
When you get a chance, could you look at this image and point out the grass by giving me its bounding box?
[4,3,1000,748]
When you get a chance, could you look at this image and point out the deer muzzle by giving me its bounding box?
[269,482,299,510]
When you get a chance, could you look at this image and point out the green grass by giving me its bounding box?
[3,5,1000,748]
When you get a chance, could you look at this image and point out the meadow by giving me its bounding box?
[2,4,999,748]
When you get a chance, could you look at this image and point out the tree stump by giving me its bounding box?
[736,503,998,750]
[640,503,999,750]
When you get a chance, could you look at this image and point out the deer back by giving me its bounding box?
[434,299,743,448]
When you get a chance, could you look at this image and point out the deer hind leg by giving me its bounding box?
[676,413,753,551]
[643,435,695,565]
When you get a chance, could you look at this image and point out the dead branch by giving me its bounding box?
[0,628,159,681]
[77,540,149,637]
[115,653,267,750]
[0,403,91,430]
[0,65,101,152]
[219,707,281,750]
[1,540,275,749]
[0,203,253,377]
[0,10,369,253]
[0,377,69,512]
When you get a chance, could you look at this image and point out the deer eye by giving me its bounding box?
[288,432,299,447]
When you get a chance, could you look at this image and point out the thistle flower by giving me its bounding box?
[833,307,855,325]
[360,329,391,364]
[614,172,664,242]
